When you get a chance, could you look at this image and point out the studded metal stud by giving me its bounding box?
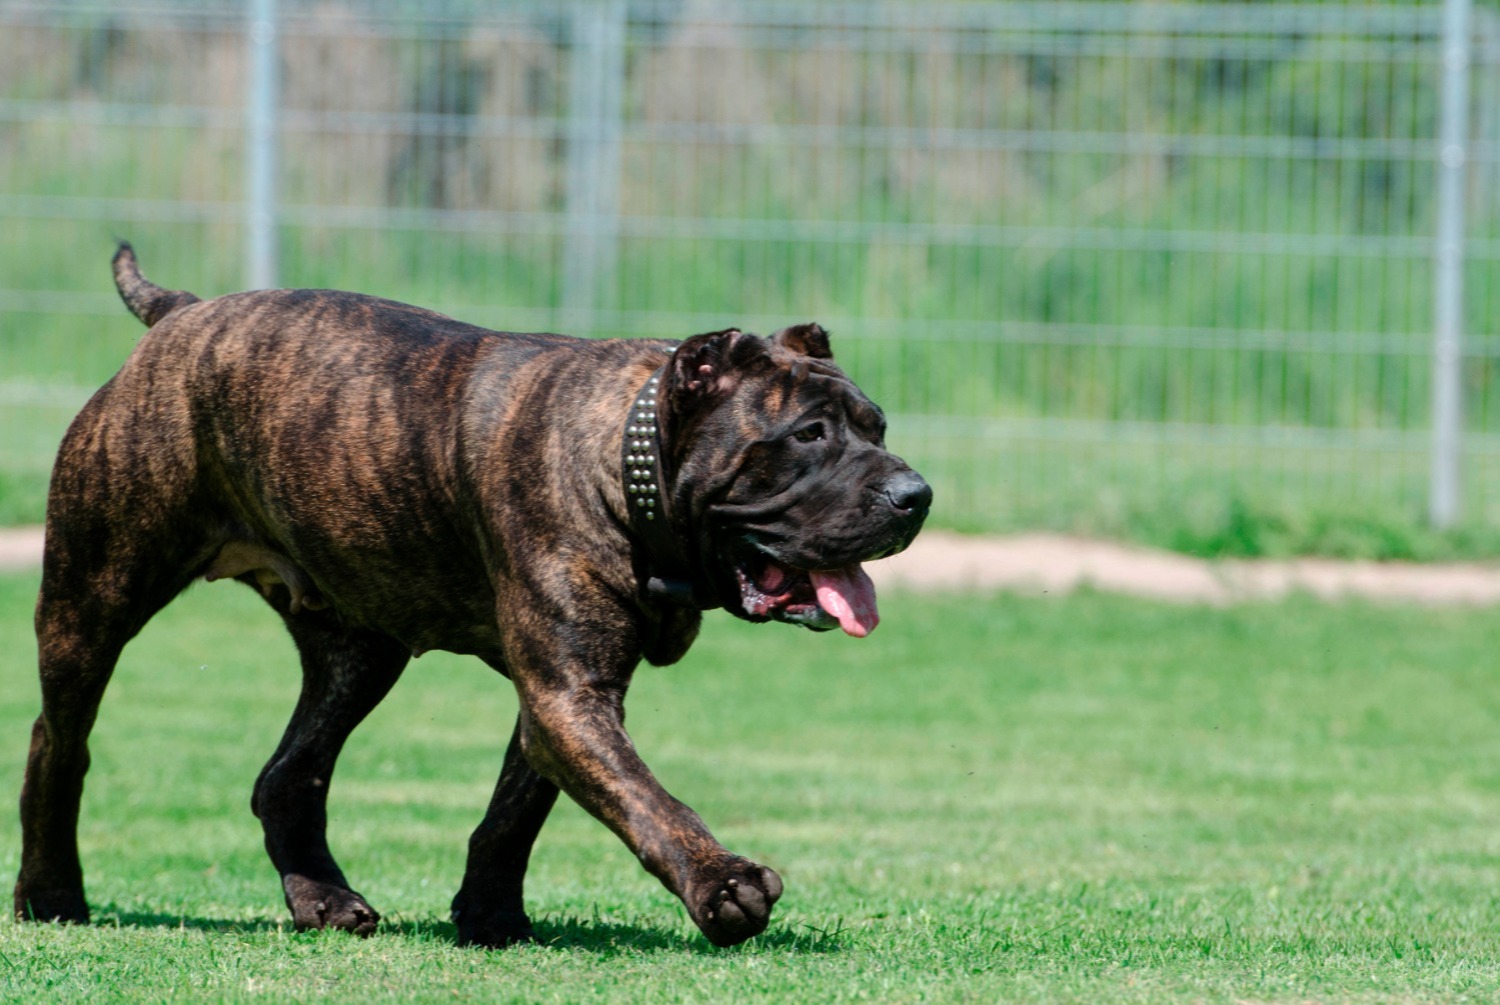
[626,376,668,518]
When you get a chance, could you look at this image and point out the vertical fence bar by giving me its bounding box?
[245,0,279,291]
[562,0,626,335]
[1431,0,1472,527]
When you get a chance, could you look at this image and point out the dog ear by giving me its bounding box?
[769,322,832,360]
[668,328,766,404]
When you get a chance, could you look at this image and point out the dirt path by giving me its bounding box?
[865,530,1500,606]
[6,525,1500,606]
[0,527,43,572]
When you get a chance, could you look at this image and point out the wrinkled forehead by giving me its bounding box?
[779,358,886,432]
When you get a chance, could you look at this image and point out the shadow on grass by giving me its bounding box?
[361,914,847,955]
[94,907,288,934]
[89,906,848,955]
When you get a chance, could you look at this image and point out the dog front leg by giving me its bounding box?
[451,714,559,948]
[514,675,782,947]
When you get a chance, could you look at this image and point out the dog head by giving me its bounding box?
[658,324,931,636]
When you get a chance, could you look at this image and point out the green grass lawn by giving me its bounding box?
[3,571,1500,1002]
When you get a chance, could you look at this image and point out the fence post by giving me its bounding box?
[562,0,626,335]
[1430,0,1472,528]
[246,0,279,290]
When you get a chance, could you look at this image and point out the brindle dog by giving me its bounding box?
[14,243,931,948]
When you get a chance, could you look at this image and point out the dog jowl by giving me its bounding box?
[14,243,931,948]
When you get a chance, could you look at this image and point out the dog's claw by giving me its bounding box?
[691,859,782,947]
[283,876,379,936]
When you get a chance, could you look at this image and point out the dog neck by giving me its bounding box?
[621,366,718,609]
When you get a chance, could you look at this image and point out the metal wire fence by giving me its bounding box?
[3,0,1499,546]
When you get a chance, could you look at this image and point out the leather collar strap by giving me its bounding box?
[621,366,719,608]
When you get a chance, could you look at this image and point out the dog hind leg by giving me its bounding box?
[252,610,408,936]
[16,532,203,923]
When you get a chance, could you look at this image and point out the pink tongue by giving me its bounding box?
[810,565,880,638]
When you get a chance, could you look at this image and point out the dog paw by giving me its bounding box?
[451,893,537,949]
[282,875,379,936]
[690,859,783,947]
[13,884,90,925]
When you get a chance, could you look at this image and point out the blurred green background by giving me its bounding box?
[5,0,1500,557]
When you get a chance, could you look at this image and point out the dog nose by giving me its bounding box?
[883,470,932,516]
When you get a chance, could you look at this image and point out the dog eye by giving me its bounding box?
[791,422,825,443]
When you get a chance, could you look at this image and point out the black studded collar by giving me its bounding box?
[620,366,719,609]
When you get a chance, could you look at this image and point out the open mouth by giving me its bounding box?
[733,549,880,638]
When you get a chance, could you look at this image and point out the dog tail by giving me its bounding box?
[112,241,201,327]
